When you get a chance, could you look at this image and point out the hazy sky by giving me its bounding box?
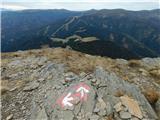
[1,0,160,10]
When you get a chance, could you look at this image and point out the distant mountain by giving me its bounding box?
[1,9,160,59]
[1,9,82,51]
[52,9,160,58]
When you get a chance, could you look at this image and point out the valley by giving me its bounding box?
[2,9,160,59]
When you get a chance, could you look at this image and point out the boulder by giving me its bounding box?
[119,111,132,119]
[23,81,39,91]
[114,102,123,112]
[6,114,13,120]
[94,67,158,119]
[120,95,143,119]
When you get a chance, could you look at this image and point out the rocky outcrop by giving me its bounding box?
[26,66,158,120]
[1,48,160,120]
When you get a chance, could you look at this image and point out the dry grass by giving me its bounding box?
[35,48,114,74]
[1,86,10,95]
[149,69,160,79]
[128,60,141,67]
[1,48,115,74]
[143,88,159,104]
[115,90,125,97]
[1,79,25,95]
[114,89,133,98]
[106,115,113,120]
[122,75,129,81]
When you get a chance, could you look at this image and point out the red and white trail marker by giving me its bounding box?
[62,92,73,107]
[76,86,89,98]
[57,82,90,109]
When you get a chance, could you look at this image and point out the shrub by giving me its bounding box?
[128,60,141,67]
[149,69,160,79]
[115,90,125,97]
[143,88,159,104]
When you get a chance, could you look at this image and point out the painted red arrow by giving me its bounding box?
[57,82,90,109]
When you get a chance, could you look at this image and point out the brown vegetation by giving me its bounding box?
[115,90,125,97]
[32,48,114,74]
[1,79,25,95]
[149,69,160,79]
[128,60,141,67]
[143,88,159,104]
[106,115,113,120]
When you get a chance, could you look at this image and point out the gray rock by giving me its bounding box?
[66,45,72,50]
[77,111,85,120]
[74,102,82,116]
[23,81,39,91]
[64,72,77,82]
[155,98,160,118]
[120,95,143,119]
[91,78,97,83]
[116,59,128,65]
[94,67,158,119]
[8,60,23,67]
[79,72,87,78]
[63,111,74,120]
[119,111,132,119]
[101,94,118,114]
[114,112,121,120]
[95,97,108,116]
[9,87,17,92]
[131,117,139,120]
[6,114,13,120]
[54,85,61,90]
[106,102,113,116]
[64,105,74,111]
[34,107,48,120]
[7,60,159,120]
[96,79,101,87]
[93,107,100,113]
[142,58,160,70]
[21,106,26,110]
[98,109,107,116]
[38,78,45,82]
[89,114,100,120]
[114,102,123,112]
[85,112,92,119]
[61,80,67,85]
[30,100,48,120]
[86,74,94,80]
[39,63,65,80]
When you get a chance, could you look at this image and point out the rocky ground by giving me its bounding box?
[1,48,160,120]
